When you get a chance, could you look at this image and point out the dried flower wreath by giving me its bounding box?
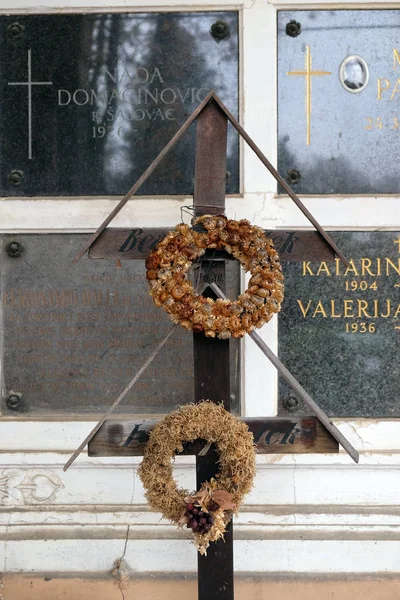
[145,214,284,339]
[138,401,256,555]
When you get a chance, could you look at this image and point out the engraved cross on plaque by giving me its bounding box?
[287,45,331,146]
[8,49,53,160]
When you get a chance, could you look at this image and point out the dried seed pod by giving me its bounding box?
[232,329,245,338]
[256,287,270,298]
[230,303,244,316]
[251,295,265,308]
[241,315,253,329]
[215,216,227,228]
[218,330,231,340]
[229,316,241,331]
[157,267,172,280]
[202,216,217,230]
[146,269,158,280]
[249,273,263,285]
[171,286,186,300]
[247,285,259,295]
[145,255,160,270]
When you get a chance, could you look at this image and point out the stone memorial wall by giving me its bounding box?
[0,234,240,415]
[279,232,400,417]
[278,10,400,194]
[0,12,238,196]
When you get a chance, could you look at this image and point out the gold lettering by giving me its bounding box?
[394,49,400,69]
[297,300,312,317]
[335,258,342,276]
[360,258,375,276]
[378,78,390,100]
[385,258,400,276]
[373,299,379,318]
[331,300,342,318]
[394,303,400,318]
[344,300,354,318]
[312,301,327,318]
[344,260,360,277]
[302,262,314,276]
[390,79,400,101]
[316,261,331,276]
[376,258,382,276]
[358,300,372,318]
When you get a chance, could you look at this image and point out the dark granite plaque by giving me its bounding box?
[0,234,240,415]
[278,10,400,194]
[0,12,238,196]
[278,232,400,417]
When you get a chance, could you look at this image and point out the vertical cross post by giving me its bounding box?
[193,99,233,600]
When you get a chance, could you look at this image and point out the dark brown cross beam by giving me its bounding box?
[88,417,338,458]
[88,227,336,263]
[192,99,233,600]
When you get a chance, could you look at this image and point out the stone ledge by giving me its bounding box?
[1,574,400,600]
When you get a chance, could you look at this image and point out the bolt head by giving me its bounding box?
[287,169,301,185]
[211,20,230,41]
[283,394,299,412]
[6,241,24,258]
[7,22,24,40]
[8,170,23,187]
[6,394,21,411]
[286,20,301,38]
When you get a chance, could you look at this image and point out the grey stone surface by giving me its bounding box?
[278,232,400,417]
[0,12,238,196]
[1,234,240,415]
[278,10,400,194]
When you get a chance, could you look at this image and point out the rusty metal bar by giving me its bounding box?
[209,283,359,464]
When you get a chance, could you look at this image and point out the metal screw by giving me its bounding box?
[6,241,24,258]
[6,392,22,411]
[283,392,300,412]
[210,20,230,41]
[8,170,23,187]
[286,20,301,38]
[287,169,301,185]
[7,22,25,40]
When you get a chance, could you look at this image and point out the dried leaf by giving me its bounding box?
[212,490,236,511]
[184,490,207,504]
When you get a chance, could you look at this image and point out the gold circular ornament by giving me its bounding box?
[138,401,256,555]
[145,215,284,338]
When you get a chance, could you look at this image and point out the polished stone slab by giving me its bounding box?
[1,234,240,415]
[0,12,238,196]
[278,10,400,194]
[278,232,400,417]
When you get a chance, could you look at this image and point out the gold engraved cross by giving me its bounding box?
[287,45,331,146]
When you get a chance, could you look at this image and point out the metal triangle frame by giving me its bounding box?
[67,90,358,466]
[73,90,349,266]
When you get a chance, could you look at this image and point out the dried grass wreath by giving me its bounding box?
[145,214,284,339]
[138,401,256,555]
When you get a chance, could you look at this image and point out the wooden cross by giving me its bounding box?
[67,94,359,600]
